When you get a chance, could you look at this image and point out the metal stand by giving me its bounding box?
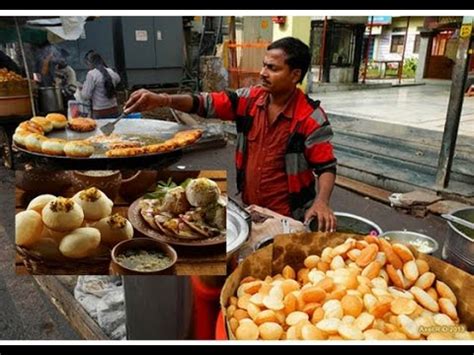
[0,115,30,169]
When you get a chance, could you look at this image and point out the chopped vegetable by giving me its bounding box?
[143,177,177,200]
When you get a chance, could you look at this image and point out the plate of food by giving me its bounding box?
[128,177,227,247]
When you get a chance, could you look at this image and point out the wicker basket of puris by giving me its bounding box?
[16,244,111,275]
[221,232,474,340]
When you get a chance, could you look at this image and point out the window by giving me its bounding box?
[310,21,357,67]
[413,34,421,53]
[330,26,355,66]
[431,30,454,56]
[392,27,406,33]
[391,35,405,53]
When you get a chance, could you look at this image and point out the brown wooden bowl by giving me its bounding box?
[16,170,72,196]
[110,238,177,275]
[71,170,122,200]
[119,170,158,202]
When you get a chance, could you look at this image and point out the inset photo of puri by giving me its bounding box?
[15,169,227,275]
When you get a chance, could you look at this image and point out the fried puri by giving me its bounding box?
[30,116,53,133]
[41,138,67,156]
[24,133,48,153]
[68,117,97,132]
[46,113,68,129]
[105,146,145,157]
[63,140,94,157]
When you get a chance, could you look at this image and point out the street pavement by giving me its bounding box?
[310,83,474,138]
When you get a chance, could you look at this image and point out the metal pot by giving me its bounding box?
[442,207,474,274]
[38,86,64,115]
[254,213,384,251]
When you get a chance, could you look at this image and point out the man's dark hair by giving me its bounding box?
[267,37,311,84]
[56,58,67,69]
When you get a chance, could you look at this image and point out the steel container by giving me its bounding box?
[380,230,439,255]
[308,212,383,236]
[442,207,474,274]
[38,86,64,115]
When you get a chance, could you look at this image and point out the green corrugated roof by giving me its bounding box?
[0,27,48,45]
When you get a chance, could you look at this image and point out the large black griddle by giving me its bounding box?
[12,119,201,169]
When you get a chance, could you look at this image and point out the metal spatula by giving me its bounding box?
[100,112,127,136]
[441,214,474,230]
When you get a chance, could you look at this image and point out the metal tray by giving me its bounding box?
[127,197,226,248]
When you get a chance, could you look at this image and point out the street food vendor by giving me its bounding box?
[54,58,78,105]
[124,37,337,232]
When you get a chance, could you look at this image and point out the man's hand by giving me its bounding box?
[123,89,171,114]
[304,200,336,232]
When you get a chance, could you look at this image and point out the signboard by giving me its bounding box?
[425,16,463,29]
[135,30,148,42]
[365,25,383,35]
[460,24,472,39]
[369,16,392,26]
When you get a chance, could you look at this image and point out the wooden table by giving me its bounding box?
[15,170,227,276]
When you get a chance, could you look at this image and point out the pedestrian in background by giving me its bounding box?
[80,50,121,119]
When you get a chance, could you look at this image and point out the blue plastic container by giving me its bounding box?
[126,112,142,119]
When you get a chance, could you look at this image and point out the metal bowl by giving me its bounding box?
[309,212,383,235]
[380,231,439,254]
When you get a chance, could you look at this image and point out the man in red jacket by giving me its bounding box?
[124,37,337,232]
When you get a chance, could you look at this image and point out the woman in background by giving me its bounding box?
[81,50,121,119]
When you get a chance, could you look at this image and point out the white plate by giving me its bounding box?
[227,209,249,254]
